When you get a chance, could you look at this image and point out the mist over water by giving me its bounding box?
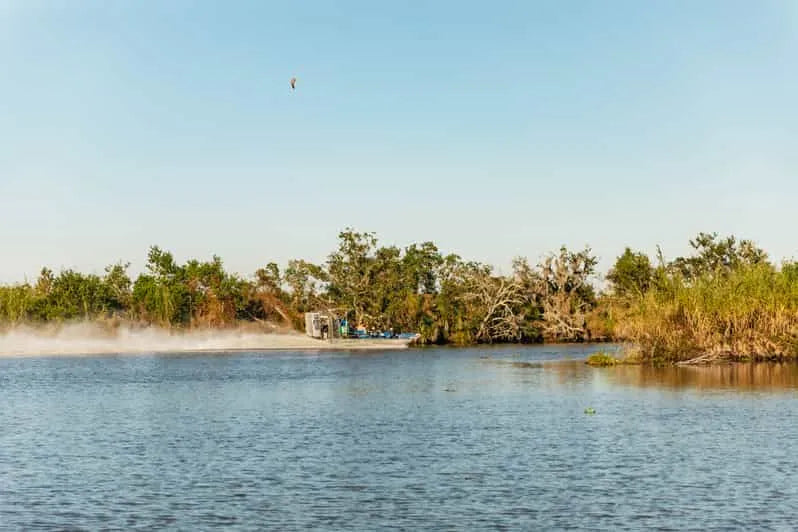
[0,323,308,356]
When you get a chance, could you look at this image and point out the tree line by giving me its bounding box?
[3,229,796,359]
[0,229,601,343]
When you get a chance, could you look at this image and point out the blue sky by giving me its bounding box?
[1,0,796,282]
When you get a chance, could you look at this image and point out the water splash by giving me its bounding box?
[0,322,315,356]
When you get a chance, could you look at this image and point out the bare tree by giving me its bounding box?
[461,269,527,343]
[515,247,598,342]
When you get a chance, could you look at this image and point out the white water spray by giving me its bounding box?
[0,322,319,356]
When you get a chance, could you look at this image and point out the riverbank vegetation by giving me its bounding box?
[2,230,797,362]
[0,229,601,345]
[609,234,798,364]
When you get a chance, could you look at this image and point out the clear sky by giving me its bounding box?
[1,0,796,282]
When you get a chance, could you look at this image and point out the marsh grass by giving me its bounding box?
[615,264,798,363]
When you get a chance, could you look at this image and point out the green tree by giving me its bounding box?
[326,229,379,327]
[27,269,117,321]
[103,262,132,315]
[606,248,653,297]
[284,259,328,314]
[132,246,191,326]
[670,232,768,279]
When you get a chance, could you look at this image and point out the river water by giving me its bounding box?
[2,344,798,530]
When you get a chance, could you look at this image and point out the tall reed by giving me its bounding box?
[615,264,798,362]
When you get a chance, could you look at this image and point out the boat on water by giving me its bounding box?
[318,335,421,349]
[304,311,420,347]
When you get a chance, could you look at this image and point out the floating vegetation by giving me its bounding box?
[585,352,620,366]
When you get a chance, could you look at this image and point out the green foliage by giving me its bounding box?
[0,265,132,323]
[585,352,619,366]
[613,235,798,363]
[132,247,191,326]
[607,248,653,297]
[284,259,328,314]
[780,261,798,283]
[3,229,786,358]
[325,229,379,325]
[0,284,35,323]
[131,246,249,327]
[0,231,602,344]
[669,232,768,280]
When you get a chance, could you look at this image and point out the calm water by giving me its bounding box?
[2,344,798,530]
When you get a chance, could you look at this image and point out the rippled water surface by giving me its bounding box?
[2,344,798,530]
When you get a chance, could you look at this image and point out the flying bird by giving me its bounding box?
[290,77,296,90]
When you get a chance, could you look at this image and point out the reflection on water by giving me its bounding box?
[600,362,798,391]
[2,344,798,530]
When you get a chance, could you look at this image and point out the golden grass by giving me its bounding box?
[613,265,798,363]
